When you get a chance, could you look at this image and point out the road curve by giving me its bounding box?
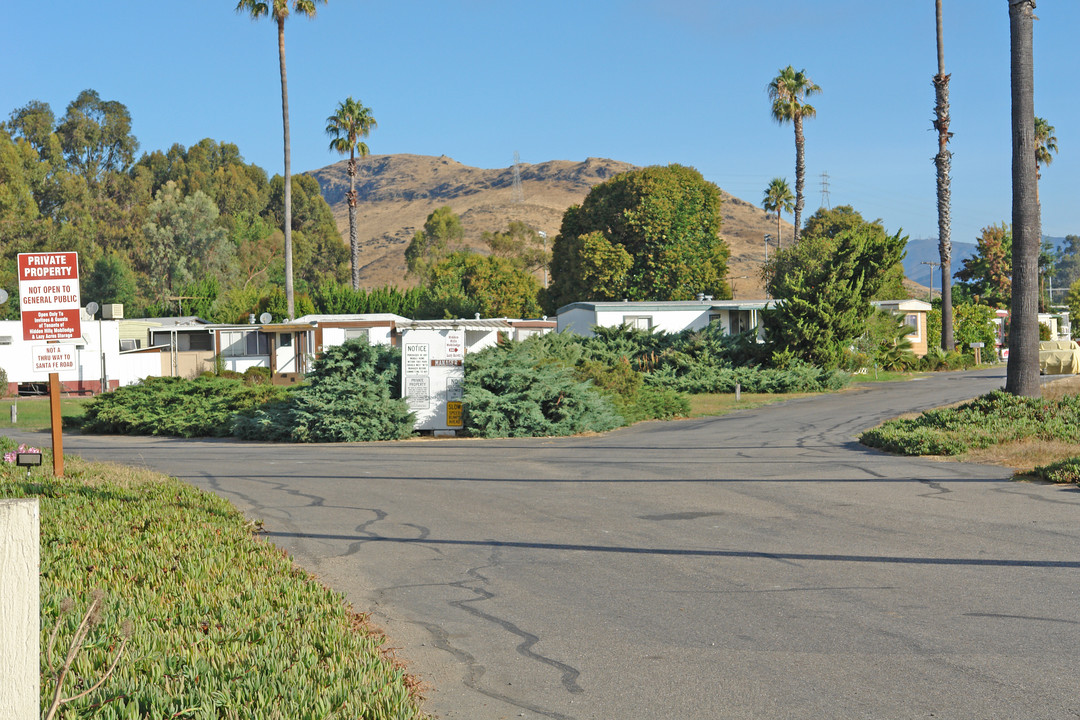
[12,367,1080,719]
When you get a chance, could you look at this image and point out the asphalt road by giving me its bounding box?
[14,367,1080,719]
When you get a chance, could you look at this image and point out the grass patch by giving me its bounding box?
[0,397,93,432]
[688,392,817,418]
[0,437,426,719]
[860,378,1080,483]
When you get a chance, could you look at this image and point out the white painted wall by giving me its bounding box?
[0,319,122,386]
[0,499,39,719]
[114,353,167,387]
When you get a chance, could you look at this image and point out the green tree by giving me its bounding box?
[143,182,232,305]
[955,223,1012,308]
[55,90,138,184]
[1066,278,1080,338]
[482,220,548,273]
[266,173,349,288]
[761,177,794,249]
[932,0,956,351]
[767,66,820,244]
[325,97,376,290]
[236,0,327,319]
[404,206,465,281]
[546,164,729,312]
[83,252,138,309]
[764,225,907,369]
[421,252,542,319]
[1053,234,1080,292]
[1034,116,1057,190]
[780,205,907,300]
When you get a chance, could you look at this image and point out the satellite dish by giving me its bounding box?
[0,289,8,305]
[85,301,100,316]
[259,312,273,324]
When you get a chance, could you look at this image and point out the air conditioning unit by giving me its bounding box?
[102,304,124,319]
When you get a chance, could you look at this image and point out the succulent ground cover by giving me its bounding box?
[860,376,1080,483]
[0,439,426,719]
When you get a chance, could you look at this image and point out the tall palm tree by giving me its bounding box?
[768,66,821,244]
[326,97,377,290]
[1033,115,1057,205]
[1006,0,1040,398]
[236,0,326,320]
[933,0,955,351]
[761,177,794,249]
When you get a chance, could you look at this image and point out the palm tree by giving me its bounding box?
[1006,0,1040,398]
[761,178,794,249]
[1033,115,1057,205]
[767,66,821,244]
[933,0,955,351]
[236,0,326,320]
[326,97,377,290]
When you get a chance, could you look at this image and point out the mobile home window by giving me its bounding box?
[220,330,269,357]
[624,316,653,331]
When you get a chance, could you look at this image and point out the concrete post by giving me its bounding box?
[0,499,40,719]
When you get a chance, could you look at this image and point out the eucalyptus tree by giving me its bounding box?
[932,0,955,350]
[326,97,377,289]
[1006,0,1040,397]
[236,0,327,319]
[767,66,820,244]
[761,177,794,249]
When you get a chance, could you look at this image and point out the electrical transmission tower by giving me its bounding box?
[512,151,524,204]
[819,171,831,209]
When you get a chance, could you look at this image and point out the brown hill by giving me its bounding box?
[309,154,794,299]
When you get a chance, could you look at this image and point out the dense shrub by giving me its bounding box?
[1030,457,1080,484]
[75,376,290,437]
[861,390,1080,455]
[464,336,623,437]
[233,339,413,443]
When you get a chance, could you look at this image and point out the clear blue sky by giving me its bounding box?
[3,1,1076,252]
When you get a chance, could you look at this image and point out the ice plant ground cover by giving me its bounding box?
[0,437,427,720]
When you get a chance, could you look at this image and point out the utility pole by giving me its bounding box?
[921,260,941,301]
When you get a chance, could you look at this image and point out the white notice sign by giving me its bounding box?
[32,345,77,374]
[404,343,429,376]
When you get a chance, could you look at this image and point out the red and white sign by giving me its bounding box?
[32,345,77,374]
[18,252,81,341]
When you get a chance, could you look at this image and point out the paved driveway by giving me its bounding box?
[15,368,1080,719]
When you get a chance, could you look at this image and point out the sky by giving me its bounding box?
[3,1,1077,271]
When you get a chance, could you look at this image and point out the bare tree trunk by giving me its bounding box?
[793,115,805,244]
[1006,0,1041,397]
[348,154,359,290]
[934,0,955,351]
[278,17,296,320]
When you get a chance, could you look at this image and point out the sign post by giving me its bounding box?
[18,252,81,477]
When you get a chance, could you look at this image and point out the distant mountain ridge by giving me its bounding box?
[307,154,791,298]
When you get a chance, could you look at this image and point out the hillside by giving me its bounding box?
[309,154,795,299]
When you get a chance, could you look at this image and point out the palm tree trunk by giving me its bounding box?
[348,154,360,290]
[793,115,805,244]
[934,0,955,350]
[277,16,296,320]
[776,212,782,249]
[1006,0,1041,397]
